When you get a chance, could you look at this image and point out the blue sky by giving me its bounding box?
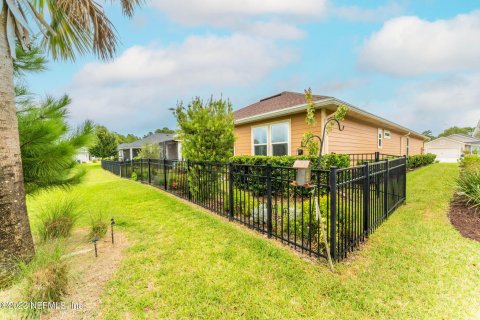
[25,0,480,136]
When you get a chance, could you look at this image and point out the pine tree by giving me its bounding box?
[18,94,94,193]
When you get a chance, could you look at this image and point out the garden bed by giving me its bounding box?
[449,198,480,242]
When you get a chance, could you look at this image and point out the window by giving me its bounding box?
[270,123,289,156]
[406,137,410,156]
[384,130,391,139]
[252,121,290,156]
[253,126,268,156]
[378,128,383,149]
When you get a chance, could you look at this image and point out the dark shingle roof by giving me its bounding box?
[234,91,330,120]
[118,133,176,149]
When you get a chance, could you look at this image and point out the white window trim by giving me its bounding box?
[384,130,391,139]
[251,119,291,156]
[378,128,383,149]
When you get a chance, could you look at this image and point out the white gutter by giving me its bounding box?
[234,97,428,140]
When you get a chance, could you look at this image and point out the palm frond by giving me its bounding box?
[2,0,141,61]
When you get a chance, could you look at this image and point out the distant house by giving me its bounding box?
[75,147,91,163]
[118,133,182,161]
[233,91,427,157]
[425,134,480,162]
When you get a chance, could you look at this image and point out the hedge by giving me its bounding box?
[229,154,350,170]
[406,153,436,170]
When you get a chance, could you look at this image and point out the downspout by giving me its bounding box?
[320,108,328,154]
[401,132,410,156]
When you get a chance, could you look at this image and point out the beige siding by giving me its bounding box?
[407,136,424,155]
[234,112,323,156]
[234,111,424,156]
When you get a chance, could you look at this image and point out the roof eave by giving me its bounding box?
[234,97,428,140]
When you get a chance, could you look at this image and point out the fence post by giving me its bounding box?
[163,158,168,190]
[119,162,122,178]
[228,162,234,221]
[147,159,151,184]
[329,166,337,260]
[266,163,273,238]
[187,160,192,201]
[363,162,370,236]
[384,159,389,218]
[375,151,380,162]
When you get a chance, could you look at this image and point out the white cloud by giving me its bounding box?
[332,2,403,22]
[151,0,327,24]
[67,34,296,133]
[398,73,480,132]
[359,11,480,76]
[361,73,480,134]
[150,0,326,40]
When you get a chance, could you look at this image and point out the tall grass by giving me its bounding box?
[457,171,480,209]
[18,242,69,316]
[38,198,81,241]
[88,212,108,240]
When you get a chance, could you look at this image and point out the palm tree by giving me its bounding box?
[0,0,141,282]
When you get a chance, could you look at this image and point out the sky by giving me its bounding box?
[24,0,480,137]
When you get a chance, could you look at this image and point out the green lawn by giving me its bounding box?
[25,163,480,319]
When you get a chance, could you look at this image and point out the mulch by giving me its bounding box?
[448,197,480,242]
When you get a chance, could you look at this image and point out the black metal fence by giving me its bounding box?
[102,156,406,261]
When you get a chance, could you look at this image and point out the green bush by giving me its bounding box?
[229,154,349,196]
[457,170,480,209]
[406,153,436,169]
[131,172,138,181]
[230,153,350,170]
[281,196,328,248]
[38,198,80,242]
[19,243,69,316]
[459,155,480,172]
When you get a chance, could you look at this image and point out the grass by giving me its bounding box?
[20,163,480,319]
[37,197,80,241]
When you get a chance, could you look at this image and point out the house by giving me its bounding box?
[118,133,182,161]
[233,91,426,157]
[75,147,91,163]
[425,134,480,162]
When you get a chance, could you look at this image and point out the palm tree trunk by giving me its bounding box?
[0,9,35,283]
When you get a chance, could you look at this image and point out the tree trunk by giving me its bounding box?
[0,9,35,283]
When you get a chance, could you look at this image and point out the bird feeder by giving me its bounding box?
[292,160,311,187]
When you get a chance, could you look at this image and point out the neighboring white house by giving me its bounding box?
[118,133,182,161]
[425,134,480,162]
[75,147,91,163]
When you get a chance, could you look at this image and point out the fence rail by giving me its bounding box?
[102,156,406,260]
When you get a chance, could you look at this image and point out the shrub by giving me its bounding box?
[88,213,108,239]
[131,172,138,181]
[281,196,328,249]
[457,170,480,209]
[459,155,480,172]
[19,243,69,316]
[38,198,80,242]
[230,153,350,170]
[406,153,436,169]
[229,154,349,196]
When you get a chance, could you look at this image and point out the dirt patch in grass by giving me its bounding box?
[0,228,128,320]
[40,228,128,320]
[448,199,480,242]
